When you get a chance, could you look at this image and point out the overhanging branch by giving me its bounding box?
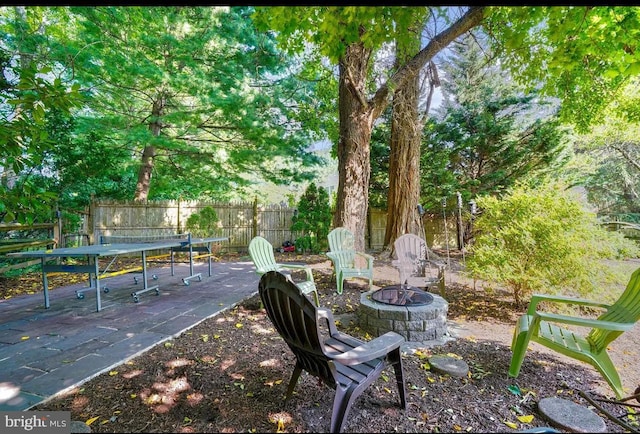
[370,6,486,120]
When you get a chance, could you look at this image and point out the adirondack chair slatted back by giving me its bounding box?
[259,271,407,433]
[587,268,640,351]
[392,233,445,294]
[249,236,320,306]
[326,227,374,294]
[394,234,427,279]
[248,236,278,274]
[259,272,335,381]
[328,227,356,265]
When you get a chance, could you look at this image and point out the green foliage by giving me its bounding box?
[45,6,325,202]
[420,33,569,212]
[0,7,83,224]
[369,118,391,208]
[253,7,427,62]
[291,182,332,253]
[185,206,221,238]
[566,79,640,215]
[466,182,640,305]
[485,6,640,132]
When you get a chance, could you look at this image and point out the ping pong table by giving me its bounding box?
[7,234,228,312]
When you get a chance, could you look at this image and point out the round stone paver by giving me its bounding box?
[428,354,469,378]
[538,397,607,433]
[70,421,91,433]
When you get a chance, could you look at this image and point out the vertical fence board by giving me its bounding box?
[84,200,462,254]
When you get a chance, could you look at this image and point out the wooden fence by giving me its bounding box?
[0,223,58,273]
[85,199,462,254]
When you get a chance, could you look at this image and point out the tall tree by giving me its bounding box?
[420,33,568,210]
[257,6,640,252]
[55,6,323,202]
[254,6,485,251]
[0,6,82,223]
[383,12,428,254]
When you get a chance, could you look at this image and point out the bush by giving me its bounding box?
[185,206,222,238]
[291,183,332,254]
[466,183,640,305]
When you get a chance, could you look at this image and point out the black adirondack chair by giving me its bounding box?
[258,270,407,433]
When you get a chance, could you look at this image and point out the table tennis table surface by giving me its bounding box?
[8,241,185,258]
[6,236,229,312]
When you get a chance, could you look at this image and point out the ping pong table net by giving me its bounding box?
[99,233,192,245]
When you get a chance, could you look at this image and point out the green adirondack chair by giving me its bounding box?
[248,236,320,306]
[326,227,374,295]
[509,267,640,399]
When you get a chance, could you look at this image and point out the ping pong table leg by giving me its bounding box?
[170,248,175,276]
[131,250,160,302]
[182,242,202,286]
[93,256,102,312]
[41,258,50,309]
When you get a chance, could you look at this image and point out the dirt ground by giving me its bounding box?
[4,252,640,433]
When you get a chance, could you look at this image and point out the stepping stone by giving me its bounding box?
[70,421,91,433]
[537,397,607,433]
[428,354,469,378]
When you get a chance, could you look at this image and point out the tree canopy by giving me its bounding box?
[2,5,640,237]
[420,33,569,210]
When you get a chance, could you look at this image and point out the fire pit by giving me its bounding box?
[371,284,434,306]
[357,285,449,343]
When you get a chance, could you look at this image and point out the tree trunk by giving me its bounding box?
[333,42,374,252]
[334,8,484,253]
[134,97,164,201]
[383,22,423,258]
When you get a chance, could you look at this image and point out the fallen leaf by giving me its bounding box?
[503,420,518,429]
[507,384,522,396]
[85,416,100,426]
[517,415,534,423]
[109,371,118,376]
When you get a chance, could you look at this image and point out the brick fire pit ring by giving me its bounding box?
[357,286,449,343]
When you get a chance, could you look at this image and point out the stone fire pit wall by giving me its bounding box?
[357,289,449,342]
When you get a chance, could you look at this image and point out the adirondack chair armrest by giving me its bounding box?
[326,251,350,268]
[277,263,315,282]
[355,251,374,265]
[317,307,339,334]
[527,293,611,315]
[326,251,339,262]
[331,331,404,365]
[533,311,635,332]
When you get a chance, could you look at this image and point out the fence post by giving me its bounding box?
[252,197,258,239]
[55,206,62,248]
[177,198,181,234]
[456,192,464,251]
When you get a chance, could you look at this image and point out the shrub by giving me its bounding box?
[185,206,222,238]
[291,183,332,254]
[466,182,639,306]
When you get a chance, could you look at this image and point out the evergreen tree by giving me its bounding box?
[291,182,332,253]
[52,6,324,202]
[420,34,569,211]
